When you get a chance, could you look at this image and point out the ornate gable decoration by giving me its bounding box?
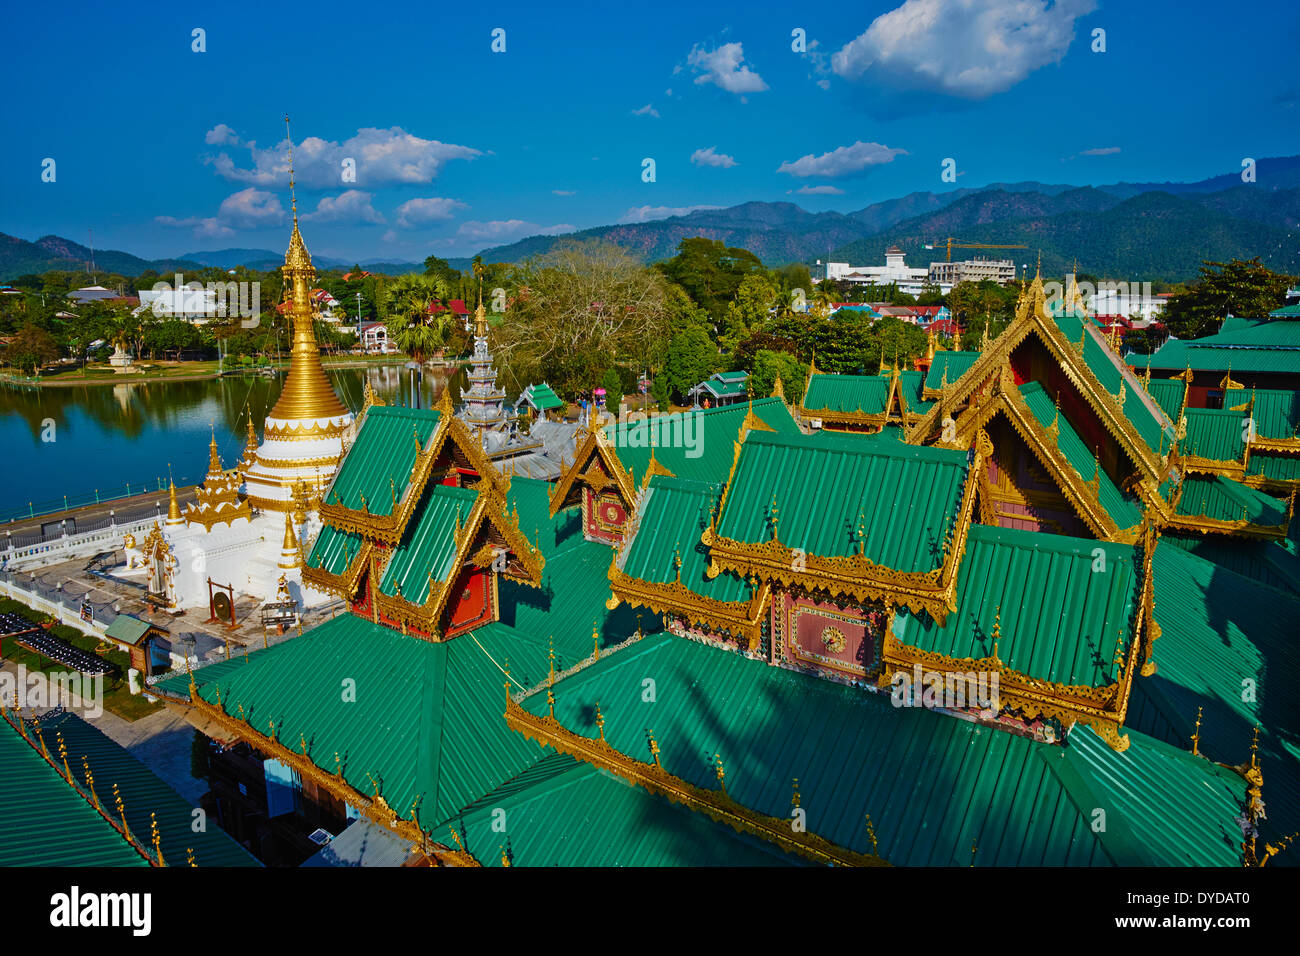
[548,426,637,519]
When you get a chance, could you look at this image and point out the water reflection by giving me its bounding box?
[1,364,468,518]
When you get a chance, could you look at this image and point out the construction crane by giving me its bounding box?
[925,238,1029,262]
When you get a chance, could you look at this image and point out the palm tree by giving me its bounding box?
[812,282,838,319]
[385,276,451,364]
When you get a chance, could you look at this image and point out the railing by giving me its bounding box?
[0,476,203,525]
[2,515,158,570]
[0,567,121,630]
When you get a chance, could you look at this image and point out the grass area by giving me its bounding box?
[0,598,165,721]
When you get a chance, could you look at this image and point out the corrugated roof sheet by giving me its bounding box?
[445,754,804,866]
[527,632,1246,865]
[1247,452,1300,481]
[104,614,151,645]
[1183,408,1245,462]
[328,406,441,515]
[605,397,799,486]
[1149,320,1300,374]
[803,374,890,414]
[1126,545,1300,849]
[156,613,558,828]
[1144,377,1185,420]
[520,383,564,411]
[619,476,750,604]
[378,484,478,603]
[500,538,651,665]
[1161,532,1300,595]
[0,718,148,866]
[1225,387,1300,440]
[716,430,969,572]
[1175,473,1287,524]
[1019,382,1144,529]
[893,525,1136,686]
[0,712,257,866]
[306,524,363,576]
[924,351,980,392]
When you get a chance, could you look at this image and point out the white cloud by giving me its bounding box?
[777,141,907,178]
[618,204,722,224]
[632,103,660,118]
[204,123,242,147]
[1079,146,1120,156]
[206,126,481,188]
[303,190,386,225]
[691,147,737,168]
[455,220,573,244]
[795,185,846,195]
[832,0,1097,99]
[687,42,768,95]
[156,187,285,238]
[394,197,468,228]
[552,189,576,196]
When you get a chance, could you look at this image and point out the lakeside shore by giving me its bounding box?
[0,354,468,388]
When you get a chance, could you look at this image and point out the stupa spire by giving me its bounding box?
[268,115,348,424]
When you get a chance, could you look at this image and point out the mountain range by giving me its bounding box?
[2,156,1297,283]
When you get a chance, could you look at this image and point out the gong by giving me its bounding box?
[212,590,233,624]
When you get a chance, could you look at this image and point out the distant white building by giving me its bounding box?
[928,258,1016,286]
[1088,286,1168,324]
[820,246,949,296]
[136,287,221,323]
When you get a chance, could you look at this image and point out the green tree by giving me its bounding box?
[1161,258,1295,339]
[661,327,719,403]
[750,349,807,403]
[3,324,60,373]
[655,237,764,322]
[721,273,777,353]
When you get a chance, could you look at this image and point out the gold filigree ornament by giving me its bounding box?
[821,625,847,654]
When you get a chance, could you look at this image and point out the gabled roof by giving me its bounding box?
[1181,407,1246,466]
[1226,386,1300,445]
[513,631,1247,865]
[1147,319,1300,374]
[892,524,1138,689]
[1144,376,1187,421]
[923,350,980,396]
[517,383,565,412]
[704,429,980,619]
[1173,473,1289,529]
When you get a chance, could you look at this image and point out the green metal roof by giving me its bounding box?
[1126,545,1300,849]
[618,475,750,604]
[327,405,441,515]
[1174,473,1287,525]
[500,538,652,664]
[305,524,363,576]
[802,373,890,415]
[1161,532,1300,596]
[1247,452,1300,481]
[1144,377,1185,421]
[0,718,148,866]
[716,430,969,572]
[924,351,980,392]
[445,754,804,866]
[893,524,1137,686]
[1271,304,1300,318]
[506,476,561,555]
[156,613,560,829]
[0,712,257,867]
[104,614,152,646]
[1182,408,1246,462]
[378,484,478,603]
[1148,320,1300,374]
[1018,382,1144,529]
[527,632,1246,865]
[520,383,565,412]
[1225,387,1300,440]
[604,397,799,486]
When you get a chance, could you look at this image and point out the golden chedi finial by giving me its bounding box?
[269,115,348,424]
[166,478,183,525]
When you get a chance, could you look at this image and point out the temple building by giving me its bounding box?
[150,268,1298,868]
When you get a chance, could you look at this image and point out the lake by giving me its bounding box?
[0,365,465,522]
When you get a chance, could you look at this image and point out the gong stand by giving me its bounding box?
[206,578,238,629]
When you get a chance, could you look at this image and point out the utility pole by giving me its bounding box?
[356,292,363,351]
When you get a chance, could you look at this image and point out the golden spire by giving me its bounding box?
[772,375,785,400]
[475,279,488,339]
[268,115,348,424]
[207,427,222,475]
[166,479,183,525]
[278,511,300,569]
[242,415,258,463]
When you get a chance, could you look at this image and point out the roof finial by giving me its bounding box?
[285,114,298,225]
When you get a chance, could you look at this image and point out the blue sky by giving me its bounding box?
[3,0,1297,262]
